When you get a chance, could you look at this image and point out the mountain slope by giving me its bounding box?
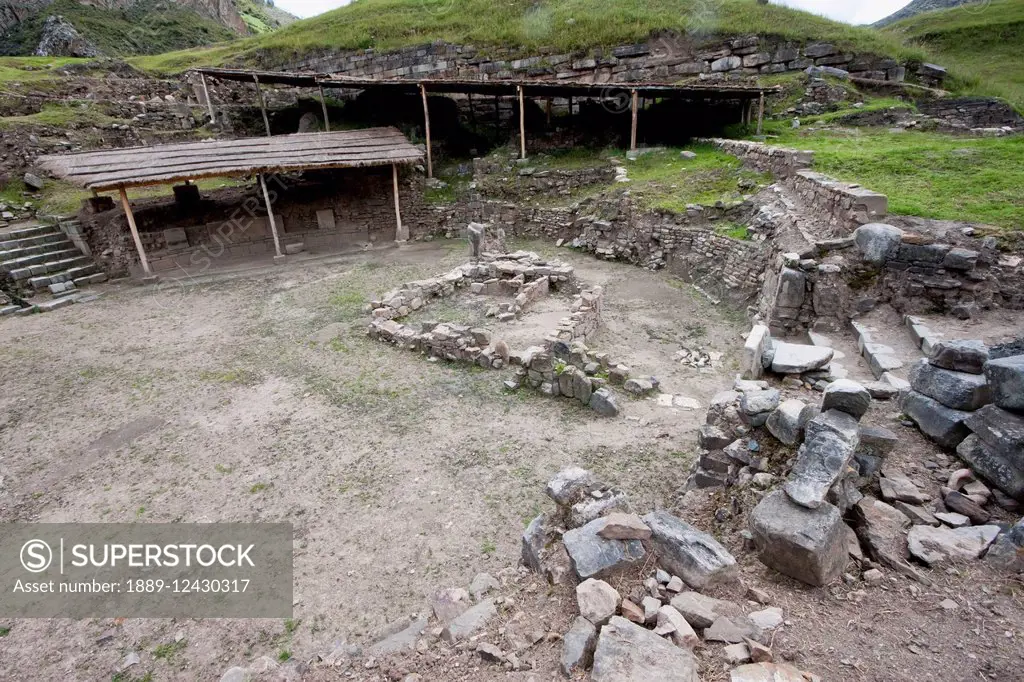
[883,0,1024,108]
[0,0,296,56]
[130,0,924,74]
[873,0,983,28]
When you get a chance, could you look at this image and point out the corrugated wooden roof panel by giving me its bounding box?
[36,127,423,191]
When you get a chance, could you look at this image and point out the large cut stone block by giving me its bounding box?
[929,340,989,374]
[591,616,700,682]
[643,510,738,589]
[749,490,848,587]
[907,524,1001,566]
[957,423,1024,502]
[784,410,860,509]
[909,359,991,411]
[984,355,1024,413]
[743,325,771,380]
[821,379,871,419]
[766,399,813,445]
[853,223,903,264]
[562,517,646,582]
[771,342,834,375]
[902,391,971,448]
[775,267,806,309]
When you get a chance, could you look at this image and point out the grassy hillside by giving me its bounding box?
[884,0,1024,109]
[0,0,239,57]
[130,0,925,74]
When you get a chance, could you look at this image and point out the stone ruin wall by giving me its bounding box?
[285,34,924,87]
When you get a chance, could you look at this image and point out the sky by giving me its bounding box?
[273,0,911,25]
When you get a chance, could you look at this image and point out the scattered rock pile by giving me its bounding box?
[520,466,821,680]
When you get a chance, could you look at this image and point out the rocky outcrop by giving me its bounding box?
[34,14,98,57]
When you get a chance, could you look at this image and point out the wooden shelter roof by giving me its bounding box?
[36,127,423,191]
[194,67,773,100]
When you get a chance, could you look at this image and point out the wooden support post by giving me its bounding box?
[420,83,433,179]
[545,98,552,126]
[392,164,408,243]
[259,174,283,259]
[118,187,152,278]
[318,85,331,132]
[200,72,215,123]
[757,93,765,136]
[518,85,526,160]
[254,75,271,137]
[630,89,639,151]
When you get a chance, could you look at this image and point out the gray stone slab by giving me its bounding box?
[907,524,1000,566]
[562,517,646,581]
[368,617,429,654]
[853,223,903,264]
[909,358,991,411]
[902,391,972,449]
[784,410,860,509]
[591,616,699,682]
[956,433,1024,501]
[441,599,497,642]
[560,616,597,676]
[766,399,812,446]
[822,379,871,419]
[771,342,834,375]
[929,340,989,375]
[643,510,739,589]
[984,355,1024,413]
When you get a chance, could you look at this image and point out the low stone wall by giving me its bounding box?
[286,34,917,87]
[917,97,1024,132]
[548,286,603,346]
[703,139,814,178]
[786,170,888,237]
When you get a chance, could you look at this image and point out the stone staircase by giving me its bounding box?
[0,220,106,316]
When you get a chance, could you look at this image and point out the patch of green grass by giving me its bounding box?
[130,0,925,75]
[764,126,1024,230]
[214,464,234,474]
[284,618,300,634]
[884,0,1024,110]
[713,222,750,240]
[0,103,128,131]
[249,482,271,494]
[0,626,10,636]
[277,649,292,662]
[480,539,497,555]
[152,639,187,660]
[626,144,770,212]
[0,57,91,86]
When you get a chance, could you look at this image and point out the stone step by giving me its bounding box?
[0,239,77,263]
[0,224,52,241]
[0,231,67,252]
[0,305,21,316]
[8,256,92,283]
[28,263,101,289]
[1,247,82,272]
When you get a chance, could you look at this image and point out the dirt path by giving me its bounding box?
[0,241,745,680]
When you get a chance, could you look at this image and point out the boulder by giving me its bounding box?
[908,359,991,411]
[560,616,597,676]
[929,340,989,375]
[591,616,700,682]
[902,391,971,448]
[590,388,620,417]
[853,223,903,264]
[546,467,597,506]
[784,410,860,509]
[740,389,782,419]
[765,399,813,445]
[643,511,739,589]
[984,355,1024,413]
[562,517,646,581]
[985,518,1024,571]
[907,525,1001,566]
[879,474,929,505]
[770,342,834,375]
[521,513,572,585]
[669,592,742,629]
[23,172,45,191]
[749,490,849,587]
[703,615,762,644]
[699,424,733,450]
[821,379,872,419]
[576,578,621,626]
[569,489,630,528]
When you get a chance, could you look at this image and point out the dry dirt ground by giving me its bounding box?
[1,240,1021,681]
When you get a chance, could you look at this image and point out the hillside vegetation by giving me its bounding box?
[884,0,1024,109]
[130,0,925,74]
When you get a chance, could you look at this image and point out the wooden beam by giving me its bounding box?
[392,164,408,243]
[318,85,331,132]
[259,173,283,259]
[630,89,639,151]
[253,75,271,138]
[518,85,526,160]
[200,72,215,123]
[118,186,152,278]
[756,92,765,136]
[420,83,433,179]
